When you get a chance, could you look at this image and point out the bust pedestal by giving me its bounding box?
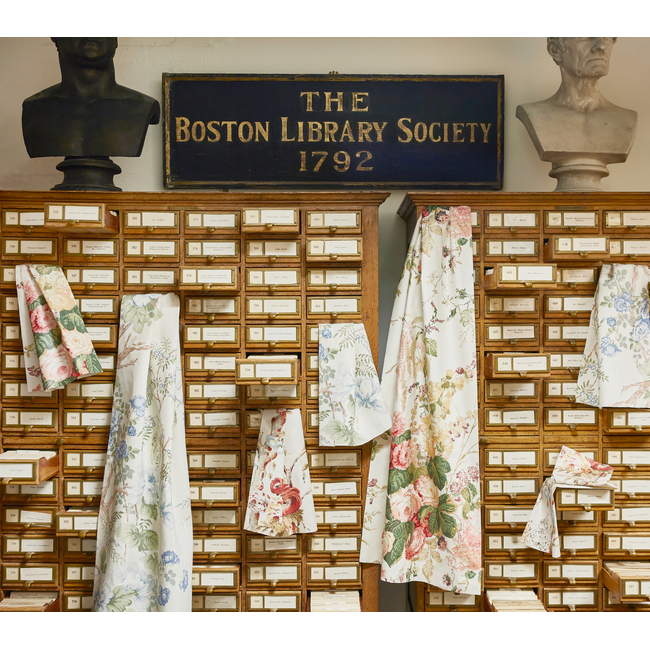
[53,157,122,191]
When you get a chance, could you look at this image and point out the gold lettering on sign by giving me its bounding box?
[301,92,320,111]
[351,92,369,111]
[176,117,190,142]
[324,92,344,112]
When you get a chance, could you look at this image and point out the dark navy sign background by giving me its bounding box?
[163,74,504,190]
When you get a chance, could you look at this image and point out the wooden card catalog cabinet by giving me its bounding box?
[398,191,650,613]
[0,189,386,613]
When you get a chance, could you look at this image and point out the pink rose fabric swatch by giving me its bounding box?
[16,264,102,392]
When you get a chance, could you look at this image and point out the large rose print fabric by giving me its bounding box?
[361,206,481,595]
[15,264,102,392]
[576,264,650,408]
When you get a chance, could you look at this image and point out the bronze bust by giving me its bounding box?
[22,38,160,190]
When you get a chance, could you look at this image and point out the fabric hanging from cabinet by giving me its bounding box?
[244,408,317,536]
[15,264,102,392]
[576,264,650,408]
[93,294,192,612]
[318,322,391,446]
[521,446,613,557]
[360,206,482,595]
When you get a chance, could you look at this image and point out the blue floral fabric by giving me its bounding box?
[576,264,650,408]
[93,294,192,612]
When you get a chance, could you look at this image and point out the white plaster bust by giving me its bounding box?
[516,37,637,191]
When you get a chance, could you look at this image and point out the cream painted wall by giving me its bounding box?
[1,36,648,611]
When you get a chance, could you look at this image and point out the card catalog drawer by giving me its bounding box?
[246,239,301,263]
[56,509,98,536]
[184,325,239,348]
[306,210,362,234]
[483,264,557,289]
[543,560,599,584]
[236,358,298,385]
[549,352,585,375]
[543,235,609,261]
[556,266,599,288]
[184,353,238,377]
[192,565,240,592]
[306,325,320,348]
[2,535,58,560]
[559,533,598,556]
[306,534,361,559]
[557,510,598,527]
[63,537,97,559]
[242,207,299,232]
[2,409,58,434]
[484,380,539,403]
[484,446,539,472]
[602,561,650,602]
[63,450,107,476]
[62,478,103,505]
[63,239,119,263]
[0,264,18,288]
[2,564,59,589]
[314,506,361,532]
[192,593,241,612]
[544,294,595,317]
[3,479,58,503]
[484,477,539,501]
[63,592,94,612]
[605,505,650,527]
[307,563,362,589]
[556,487,615,511]
[485,408,538,430]
[485,239,539,260]
[544,408,599,430]
[485,506,534,531]
[185,382,240,405]
[246,384,301,405]
[543,446,597,473]
[187,451,240,477]
[543,380,578,403]
[486,211,539,231]
[63,563,94,589]
[64,267,119,291]
[1,293,19,317]
[1,351,28,374]
[179,267,239,291]
[610,478,650,500]
[2,237,58,261]
[311,478,362,504]
[610,239,650,259]
[484,532,531,558]
[192,508,241,532]
[124,239,179,262]
[484,295,539,319]
[3,506,57,530]
[246,297,301,320]
[245,411,262,435]
[306,353,319,375]
[308,451,362,473]
[484,353,550,378]
[74,295,120,320]
[246,268,301,292]
[306,237,362,263]
[484,324,539,346]
[247,563,302,588]
[424,588,481,611]
[193,534,242,561]
[190,481,240,507]
[119,210,179,235]
[185,210,240,234]
[543,587,598,611]
[307,268,362,292]
[1,321,22,346]
[247,535,301,559]
[605,447,650,471]
[245,591,302,612]
[544,210,598,231]
[2,208,46,233]
[544,324,589,346]
[64,410,112,434]
[484,559,539,586]
[185,411,240,435]
[64,380,115,406]
[124,268,178,290]
[185,239,240,264]
[245,325,301,350]
[605,210,650,230]
[307,296,362,319]
[605,533,650,558]
[307,381,319,402]
[45,203,118,233]
[0,452,58,484]
[2,379,59,407]
[608,411,650,433]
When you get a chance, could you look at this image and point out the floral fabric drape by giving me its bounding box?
[318,323,391,446]
[576,264,650,408]
[521,446,613,557]
[15,264,102,392]
[93,294,192,612]
[361,206,481,595]
[244,408,317,536]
